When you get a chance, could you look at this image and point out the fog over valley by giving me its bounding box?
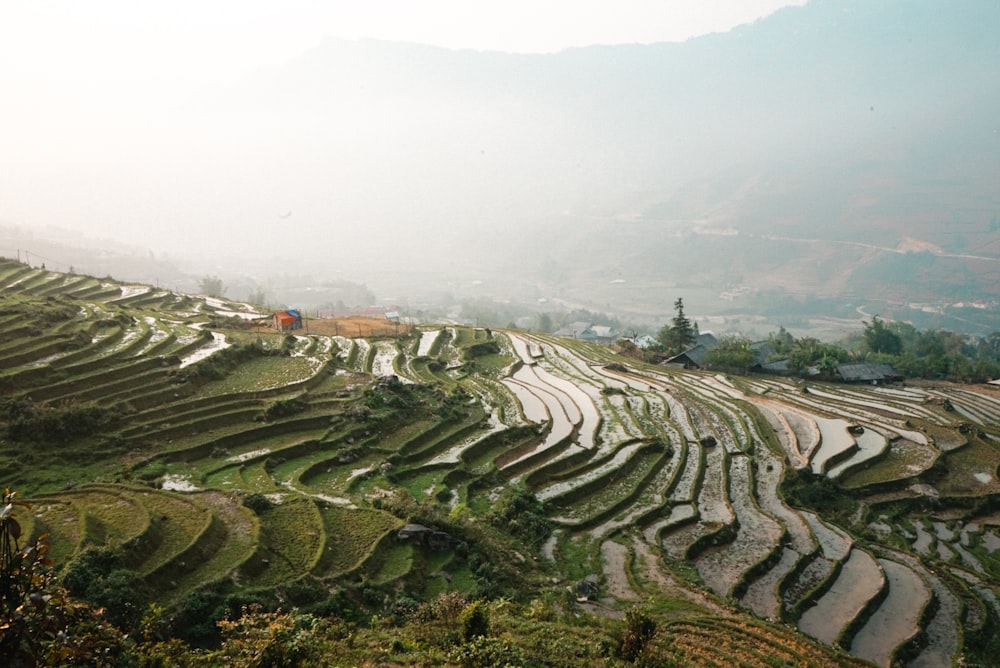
[5,5,1000,665]
[2,0,998,336]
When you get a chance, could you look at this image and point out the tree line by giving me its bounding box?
[632,300,1000,383]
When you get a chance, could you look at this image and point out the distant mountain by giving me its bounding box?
[193,0,998,308]
[8,0,999,323]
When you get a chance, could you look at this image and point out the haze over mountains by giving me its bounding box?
[2,0,998,329]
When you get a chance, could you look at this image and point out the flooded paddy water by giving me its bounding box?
[694,455,782,598]
[850,558,929,667]
[798,548,884,645]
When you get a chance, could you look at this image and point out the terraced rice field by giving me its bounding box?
[2,258,1000,665]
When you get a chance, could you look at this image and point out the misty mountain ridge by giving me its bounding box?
[6,0,998,330]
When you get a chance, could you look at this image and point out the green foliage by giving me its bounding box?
[171,589,226,646]
[241,493,274,515]
[365,377,423,410]
[459,600,490,642]
[3,398,119,444]
[657,298,696,353]
[485,487,551,547]
[463,340,501,361]
[768,326,795,355]
[215,605,327,668]
[261,397,308,422]
[619,606,657,663]
[704,334,756,371]
[450,634,526,667]
[198,275,225,298]
[62,546,148,632]
[1,489,130,664]
[861,315,902,355]
[788,337,848,375]
[780,468,857,523]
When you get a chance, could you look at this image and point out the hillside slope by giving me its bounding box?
[1,258,999,665]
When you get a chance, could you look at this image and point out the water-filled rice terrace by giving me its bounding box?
[2,258,999,666]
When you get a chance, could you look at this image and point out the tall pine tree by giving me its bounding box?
[657,298,696,353]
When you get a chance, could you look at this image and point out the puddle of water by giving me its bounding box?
[912,524,933,555]
[932,521,954,541]
[503,379,550,424]
[850,559,929,667]
[227,448,270,463]
[643,504,696,543]
[799,548,883,645]
[179,331,230,368]
[802,511,852,560]
[982,530,1000,552]
[810,417,856,474]
[741,547,801,620]
[416,329,441,357]
[161,474,199,492]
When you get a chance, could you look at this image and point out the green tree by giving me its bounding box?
[619,606,657,662]
[198,275,225,298]
[1,489,128,663]
[246,288,267,308]
[862,316,902,355]
[767,326,795,355]
[789,337,848,375]
[657,298,696,353]
[704,334,756,372]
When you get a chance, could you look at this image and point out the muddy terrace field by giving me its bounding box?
[1,257,999,666]
[298,316,413,338]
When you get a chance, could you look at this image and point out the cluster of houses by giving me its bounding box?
[552,321,621,344]
[658,333,902,384]
[558,325,901,384]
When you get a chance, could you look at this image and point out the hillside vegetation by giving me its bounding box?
[1,258,999,666]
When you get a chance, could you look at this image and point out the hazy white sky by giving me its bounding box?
[1,1,806,88]
[0,0,809,263]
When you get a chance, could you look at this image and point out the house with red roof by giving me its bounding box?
[273,309,302,332]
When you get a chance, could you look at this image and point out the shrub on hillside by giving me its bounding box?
[3,397,119,443]
[261,397,308,421]
[462,341,500,361]
[486,486,551,546]
[216,606,327,667]
[62,546,148,633]
[1,489,130,663]
[450,635,526,668]
[780,468,857,522]
[459,600,490,642]
[619,606,656,663]
[241,492,274,514]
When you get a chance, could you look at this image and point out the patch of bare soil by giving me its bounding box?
[299,317,413,338]
[897,236,944,254]
[631,538,730,617]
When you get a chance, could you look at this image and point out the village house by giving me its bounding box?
[836,362,901,385]
[553,322,619,344]
[273,309,302,332]
[663,333,719,369]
